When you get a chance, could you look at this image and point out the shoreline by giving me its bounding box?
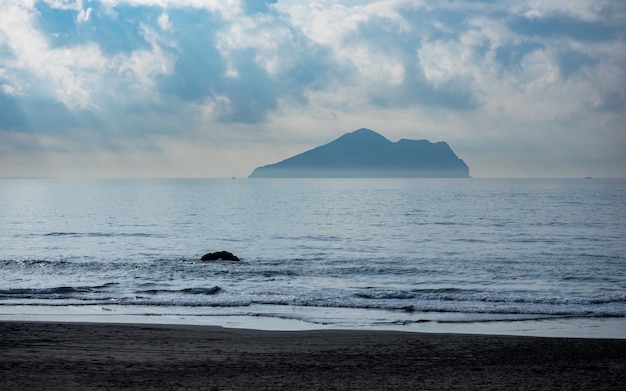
[2,321,625,390]
[2,305,625,339]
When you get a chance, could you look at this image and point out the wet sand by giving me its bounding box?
[1,321,625,390]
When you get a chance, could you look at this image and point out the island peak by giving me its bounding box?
[249,129,470,178]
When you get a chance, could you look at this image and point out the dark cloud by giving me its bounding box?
[242,0,278,15]
[270,25,343,95]
[494,41,544,72]
[0,92,91,133]
[35,1,155,54]
[354,14,422,50]
[508,13,616,42]
[211,34,341,123]
[155,12,278,123]
[0,41,13,60]
[0,92,29,131]
[595,90,626,113]
[370,72,481,111]
[212,49,277,123]
[157,9,225,101]
[34,1,76,43]
[353,13,481,110]
[85,4,159,55]
[557,49,597,79]
[157,8,342,123]
[26,2,484,126]
[394,5,463,41]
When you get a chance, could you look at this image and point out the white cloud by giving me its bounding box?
[276,1,412,88]
[99,0,244,19]
[515,0,623,22]
[42,0,82,11]
[284,3,364,48]
[77,7,92,23]
[1,84,16,95]
[0,1,175,110]
[216,15,290,75]
[419,40,473,86]
[111,24,175,89]
[157,12,172,31]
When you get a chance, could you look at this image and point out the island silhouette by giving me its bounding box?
[249,128,470,178]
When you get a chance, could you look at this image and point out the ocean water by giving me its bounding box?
[1,178,625,337]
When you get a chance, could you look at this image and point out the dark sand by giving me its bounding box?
[1,322,625,390]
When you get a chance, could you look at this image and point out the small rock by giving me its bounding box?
[201,251,240,262]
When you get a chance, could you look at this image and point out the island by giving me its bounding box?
[249,128,470,178]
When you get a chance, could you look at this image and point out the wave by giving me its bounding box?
[2,285,624,318]
[137,286,223,295]
[372,314,599,326]
[354,288,626,306]
[83,285,623,318]
[41,232,164,238]
[3,296,623,319]
[2,281,624,315]
[0,283,119,299]
[0,259,57,267]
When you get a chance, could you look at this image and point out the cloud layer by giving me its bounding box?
[1,0,625,178]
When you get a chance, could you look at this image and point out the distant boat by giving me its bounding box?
[585,177,592,179]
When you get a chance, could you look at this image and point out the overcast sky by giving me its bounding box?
[1,0,625,178]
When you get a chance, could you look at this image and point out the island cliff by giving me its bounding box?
[249,128,470,178]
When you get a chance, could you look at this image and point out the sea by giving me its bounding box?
[1,178,625,338]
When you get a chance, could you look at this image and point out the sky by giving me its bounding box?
[1,0,625,179]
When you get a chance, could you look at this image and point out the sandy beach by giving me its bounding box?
[1,322,625,390]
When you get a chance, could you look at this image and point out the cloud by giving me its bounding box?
[0,0,625,178]
[77,6,92,23]
[507,13,616,42]
[157,12,171,31]
[494,41,544,72]
[556,49,597,80]
[241,0,277,15]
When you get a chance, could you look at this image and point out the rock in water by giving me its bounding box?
[201,251,240,262]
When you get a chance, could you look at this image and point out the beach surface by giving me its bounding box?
[1,322,625,390]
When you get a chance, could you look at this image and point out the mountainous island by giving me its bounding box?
[249,128,470,178]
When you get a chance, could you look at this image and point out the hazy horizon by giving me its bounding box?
[1,1,625,179]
